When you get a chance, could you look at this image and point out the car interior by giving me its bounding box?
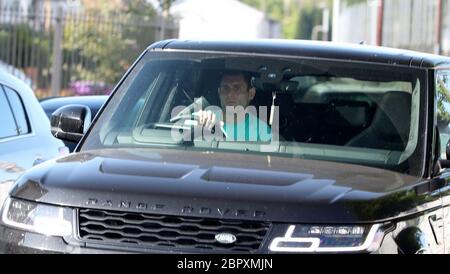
[97,56,419,170]
[169,65,414,152]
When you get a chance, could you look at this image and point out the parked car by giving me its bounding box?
[40,95,108,152]
[2,39,450,254]
[0,70,67,205]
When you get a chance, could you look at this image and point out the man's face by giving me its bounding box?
[218,74,256,110]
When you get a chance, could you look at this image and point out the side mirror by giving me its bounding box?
[446,139,450,160]
[51,104,91,143]
[434,127,450,170]
[440,139,450,169]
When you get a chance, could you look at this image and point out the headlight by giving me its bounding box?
[1,197,73,237]
[269,224,385,253]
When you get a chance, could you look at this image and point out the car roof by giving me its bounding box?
[0,69,34,95]
[148,39,450,69]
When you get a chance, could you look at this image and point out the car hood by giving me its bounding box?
[9,148,432,223]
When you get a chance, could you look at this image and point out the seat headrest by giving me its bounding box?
[325,100,370,128]
[372,91,411,141]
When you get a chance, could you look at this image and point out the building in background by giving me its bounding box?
[333,0,448,55]
[170,0,281,39]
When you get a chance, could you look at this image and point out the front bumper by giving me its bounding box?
[0,225,264,254]
[0,225,133,254]
[0,224,399,254]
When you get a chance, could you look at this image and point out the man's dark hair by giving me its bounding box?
[220,70,253,89]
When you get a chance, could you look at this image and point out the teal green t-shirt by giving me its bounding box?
[223,113,272,142]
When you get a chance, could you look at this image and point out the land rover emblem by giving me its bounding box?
[215,232,237,244]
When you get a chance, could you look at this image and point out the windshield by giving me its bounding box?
[81,50,426,176]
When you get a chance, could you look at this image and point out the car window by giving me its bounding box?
[81,51,425,176]
[0,85,19,139]
[3,86,30,135]
[436,70,450,158]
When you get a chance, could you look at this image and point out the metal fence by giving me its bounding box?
[0,6,178,98]
[335,0,449,56]
[336,0,378,45]
[382,0,440,54]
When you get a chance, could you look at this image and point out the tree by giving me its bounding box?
[240,0,298,38]
[61,0,158,89]
[296,2,321,39]
[240,0,332,40]
[0,23,51,89]
[158,0,174,13]
[437,76,450,126]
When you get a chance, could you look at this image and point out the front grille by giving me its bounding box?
[77,208,270,252]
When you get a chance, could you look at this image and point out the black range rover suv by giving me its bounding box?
[1,39,450,254]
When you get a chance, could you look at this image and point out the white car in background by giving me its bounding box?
[0,61,33,87]
[0,69,67,203]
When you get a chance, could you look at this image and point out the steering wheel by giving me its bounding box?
[169,97,228,139]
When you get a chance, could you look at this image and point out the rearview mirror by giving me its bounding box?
[51,104,91,143]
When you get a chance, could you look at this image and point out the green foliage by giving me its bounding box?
[61,1,158,86]
[158,0,174,12]
[122,0,157,17]
[62,18,127,84]
[239,0,331,40]
[437,76,450,125]
[296,4,321,39]
[0,23,52,89]
[240,0,297,38]
[283,1,300,39]
[241,0,285,19]
[343,0,367,7]
[0,1,163,94]
[0,24,50,69]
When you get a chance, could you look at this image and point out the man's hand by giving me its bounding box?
[193,110,228,138]
[194,110,217,130]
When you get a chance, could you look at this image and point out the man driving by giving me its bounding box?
[196,70,272,142]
